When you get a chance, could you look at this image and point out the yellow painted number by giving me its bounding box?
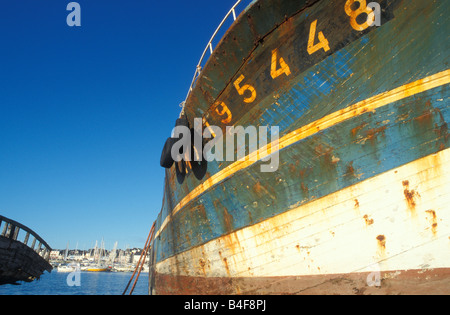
[270,48,291,79]
[345,0,375,31]
[234,74,257,103]
[214,101,232,124]
[307,19,330,55]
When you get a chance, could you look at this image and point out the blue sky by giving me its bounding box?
[0,0,249,250]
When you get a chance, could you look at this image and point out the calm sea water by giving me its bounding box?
[0,271,149,295]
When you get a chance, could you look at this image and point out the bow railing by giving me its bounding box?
[180,0,253,114]
[0,215,52,261]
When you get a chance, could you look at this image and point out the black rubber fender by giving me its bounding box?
[160,137,176,168]
[160,117,190,169]
[175,160,186,184]
[189,128,208,180]
[175,117,189,128]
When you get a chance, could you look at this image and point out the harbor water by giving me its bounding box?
[0,271,148,295]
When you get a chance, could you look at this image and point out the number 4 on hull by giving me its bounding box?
[271,48,291,79]
[307,19,330,55]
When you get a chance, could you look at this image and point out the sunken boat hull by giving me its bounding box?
[149,0,450,294]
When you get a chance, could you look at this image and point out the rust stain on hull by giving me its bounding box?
[425,210,438,237]
[402,180,421,216]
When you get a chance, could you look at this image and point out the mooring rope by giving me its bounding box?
[122,221,155,295]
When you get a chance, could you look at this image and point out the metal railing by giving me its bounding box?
[0,215,52,262]
[180,0,253,114]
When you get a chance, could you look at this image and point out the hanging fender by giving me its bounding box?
[160,117,190,169]
[159,117,208,181]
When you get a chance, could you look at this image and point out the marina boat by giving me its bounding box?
[149,0,449,294]
[112,264,135,272]
[85,264,110,272]
[85,239,111,272]
[56,263,80,273]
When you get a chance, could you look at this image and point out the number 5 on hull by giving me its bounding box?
[234,74,257,103]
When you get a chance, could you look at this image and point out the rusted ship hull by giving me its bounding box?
[149,0,450,294]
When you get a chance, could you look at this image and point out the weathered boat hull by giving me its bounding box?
[0,216,52,285]
[149,0,450,294]
[0,237,52,285]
